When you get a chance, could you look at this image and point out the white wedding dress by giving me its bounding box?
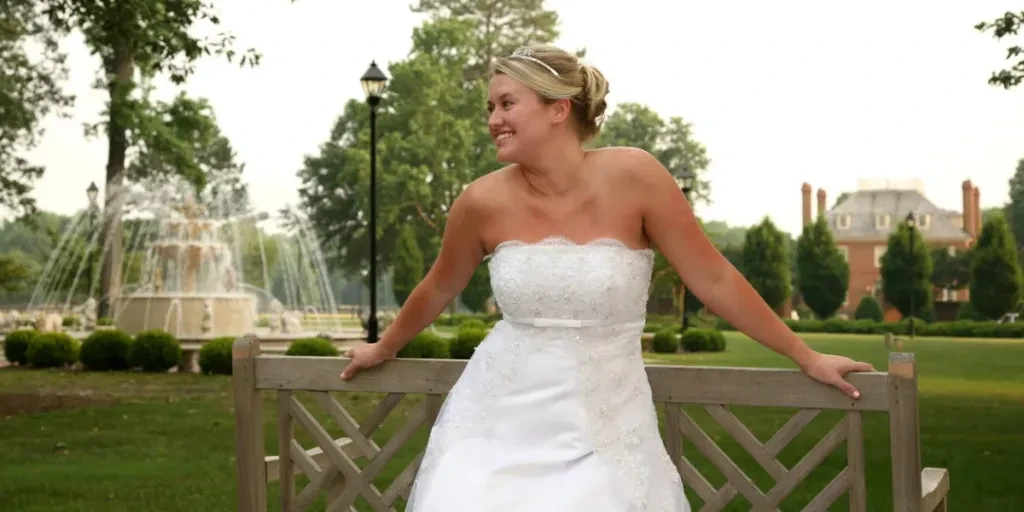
[406,236,691,511]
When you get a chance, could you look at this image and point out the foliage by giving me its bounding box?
[392,224,424,306]
[795,216,849,319]
[741,217,791,311]
[285,337,338,357]
[853,295,884,322]
[198,337,234,375]
[680,328,726,353]
[880,223,933,318]
[0,1,74,214]
[397,331,450,359]
[0,251,33,292]
[975,11,1024,89]
[1006,158,1024,246]
[591,103,712,204]
[651,328,679,354]
[129,330,181,372]
[26,331,79,368]
[970,213,1023,319]
[2,329,37,365]
[460,264,492,313]
[930,247,972,290]
[956,301,988,321]
[80,329,133,371]
[449,326,487,359]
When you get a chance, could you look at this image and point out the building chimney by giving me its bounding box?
[962,180,974,236]
[816,188,827,218]
[802,183,812,227]
[973,185,981,236]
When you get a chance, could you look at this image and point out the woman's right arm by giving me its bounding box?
[341,185,485,378]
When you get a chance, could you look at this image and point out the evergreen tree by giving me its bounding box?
[796,216,849,319]
[853,295,884,322]
[741,217,791,311]
[880,221,933,318]
[970,213,1023,319]
[391,225,424,306]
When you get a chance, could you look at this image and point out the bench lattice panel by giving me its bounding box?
[664,405,867,512]
[277,391,442,512]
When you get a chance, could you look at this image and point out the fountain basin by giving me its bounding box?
[111,293,257,338]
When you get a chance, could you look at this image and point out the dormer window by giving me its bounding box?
[837,214,851,230]
[917,213,931,230]
[875,214,890,230]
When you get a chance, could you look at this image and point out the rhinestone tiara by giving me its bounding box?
[509,46,559,76]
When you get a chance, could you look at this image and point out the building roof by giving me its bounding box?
[828,188,969,240]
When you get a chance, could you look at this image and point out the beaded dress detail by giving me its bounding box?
[406,236,690,511]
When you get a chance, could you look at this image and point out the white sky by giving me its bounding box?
[19,0,1024,237]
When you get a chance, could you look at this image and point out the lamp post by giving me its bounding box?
[676,167,696,332]
[905,212,917,339]
[361,61,388,343]
[86,182,99,300]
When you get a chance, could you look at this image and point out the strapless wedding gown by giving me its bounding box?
[406,236,690,511]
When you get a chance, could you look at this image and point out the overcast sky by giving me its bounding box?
[18,0,1024,237]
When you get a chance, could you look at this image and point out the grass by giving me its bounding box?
[0,332,1021,511]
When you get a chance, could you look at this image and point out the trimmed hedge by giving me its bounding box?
[397,331,450,359]
[681,329,727,353]
[3,329,37,365]
[450,327,487,360]
[130,330,181,372]
[286,337,338,357]
[199,337,235,375]
[27,332,80,368]
[651,328,679,353]
[80,329,133,371]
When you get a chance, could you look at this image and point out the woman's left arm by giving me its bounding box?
[628,149,875,399]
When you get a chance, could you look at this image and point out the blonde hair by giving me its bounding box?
[491,45,609,141]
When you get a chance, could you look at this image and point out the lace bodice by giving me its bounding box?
[488,236,655,324]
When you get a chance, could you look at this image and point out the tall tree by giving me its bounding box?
[796,216,849,319]
[970,213,1022,319]
[1006,158,1024,247]
[0,1,74,214]
[411,0,562,79]
[741,217,791,312]
[880,223,933,319]
[930,247,972,292]
[975,11,1024,89]
[42,0,262,317]
[591,103,712,203]
[392,224,424,306]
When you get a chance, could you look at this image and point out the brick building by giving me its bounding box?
[801,179,980,320]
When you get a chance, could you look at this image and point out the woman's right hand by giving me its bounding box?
[339,342,396,380]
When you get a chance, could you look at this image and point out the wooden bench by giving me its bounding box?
[232,334,950,511]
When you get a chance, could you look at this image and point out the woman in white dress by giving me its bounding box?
[340,44,874,511]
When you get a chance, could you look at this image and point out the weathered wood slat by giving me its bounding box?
[763,417,847,505]
[921,467,950,512]
[313,392,381,459]
[676,407,775,509]
[255,356,890,410]
[704,405,788,480]
[763,409,819,454]
[359,393,405,437]
[804,466,852,512]
[847,411,868,511]
[889,353,923,511]
[276,392,295,510]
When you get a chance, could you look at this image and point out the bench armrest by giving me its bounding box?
[921,467,949,511]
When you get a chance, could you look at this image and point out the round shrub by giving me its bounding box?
[449,327,487,360]
[3,329,37,365]
[286,337,338,357]
[853,295,884,322]
[27,332,80,368]
[651,327,679,354]
[199,337,235,375]
[130,330,181,372]
[681,328,727,353]
[80,329,133,371]
[398,331,450,359]
[459,318,487,331]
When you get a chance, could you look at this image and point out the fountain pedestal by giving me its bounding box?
[111,293,257,338]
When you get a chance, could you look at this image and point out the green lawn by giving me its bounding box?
[0,332,1021,511]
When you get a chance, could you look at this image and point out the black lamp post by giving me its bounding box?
[905,211,917,339]
[676,167,696,332]
[86,182,99,299]
[361,61,388,343]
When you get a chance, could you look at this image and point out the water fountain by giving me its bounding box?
[25,176,353,339]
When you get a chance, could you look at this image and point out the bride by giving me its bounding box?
[340,44,874,511]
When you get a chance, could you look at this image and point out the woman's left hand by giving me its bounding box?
[798,352,876,399]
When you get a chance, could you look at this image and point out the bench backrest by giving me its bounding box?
[232,335,923,511]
